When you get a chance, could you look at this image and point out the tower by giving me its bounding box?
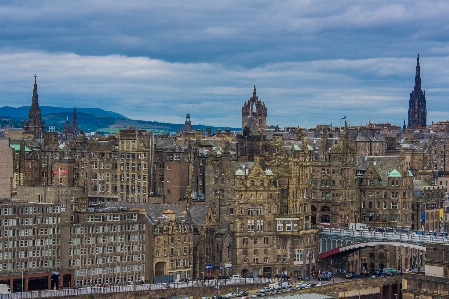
[408,54,427,129]
[23,74,45,139]
[241,84,267,136]
[72,107,79,137]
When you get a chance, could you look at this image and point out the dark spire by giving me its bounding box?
[72,107,79,137]
[253,84,257,97]
[32,74,39,108]
[415,54,421,90]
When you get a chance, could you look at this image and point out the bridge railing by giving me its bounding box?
[321,228,448,243]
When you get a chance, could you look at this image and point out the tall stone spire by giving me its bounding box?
[407,54,427,129]
[23,74,45,139]
[415,54,421,90]
[72,107,79,137]
[32,74,39,108]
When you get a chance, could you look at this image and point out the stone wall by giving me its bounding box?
[46,276,403,299]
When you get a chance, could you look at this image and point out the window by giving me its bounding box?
[277,221,283,231]
[247,220,254,232]
[254,238,258,245]
[242,238,248,246]
[294,249,303,262]
[248,206,254,216]
[286,221,292,231]
[257,206,263,215]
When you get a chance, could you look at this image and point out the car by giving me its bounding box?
[231,275,243,279]
[218,275,231,280]
[225,293,237,298]
[178,278,189,282]
[297,275,311,281]
[345,273,353,279]
[316,282,325,287]
[308,283,317,288]
[275,274,290,280]
[317,274,331,281]
[259,287,272,293]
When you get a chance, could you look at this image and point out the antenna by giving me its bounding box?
[339,98,342,130]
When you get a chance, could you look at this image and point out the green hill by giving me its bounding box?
[0,107,239,134]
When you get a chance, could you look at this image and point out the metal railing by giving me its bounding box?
[0,277,274,298]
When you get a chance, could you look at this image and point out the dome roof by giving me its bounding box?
[235,169,245,176]
[388,169,402,177]
[265,169,274,176]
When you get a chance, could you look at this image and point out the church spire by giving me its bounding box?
[408,54,427,129]
[32,74,39,108]
[415,54,421,90]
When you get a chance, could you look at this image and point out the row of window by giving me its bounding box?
[2,259,59,271]
[85,214,139,223]
[69,255,144,266]
[155,247,190,257]
[1,227,59,238]
[0,248,57,260]
[361,201,405,209]
[0,216,59,227]
[75,264,144,277]
[70,235,143,245]
[0,206,59,215]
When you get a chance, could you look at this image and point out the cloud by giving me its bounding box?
[1,1,449,128]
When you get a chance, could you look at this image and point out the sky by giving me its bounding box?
[1,1,449,129]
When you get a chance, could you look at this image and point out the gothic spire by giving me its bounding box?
[32,74,39,108]
[415,54,421,90]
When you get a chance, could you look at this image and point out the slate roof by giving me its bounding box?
[104,202,209,226]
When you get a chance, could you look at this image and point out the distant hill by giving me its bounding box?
[0,106,239,134]
[0,106,128,119]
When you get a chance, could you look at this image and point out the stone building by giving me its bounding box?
[402,243,449,299]
[355,132,388,156]
[0,200,73,292]
[146,206,194,283]
[67,207,150,286]
[356,156,414,229]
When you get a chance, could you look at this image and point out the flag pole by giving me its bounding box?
[339,98,342,130]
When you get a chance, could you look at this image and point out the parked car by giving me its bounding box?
[317,274,331,281]
[297,275,311,281]
[218,275,230,280]
[275,274,290,280]
[345,272,357,279]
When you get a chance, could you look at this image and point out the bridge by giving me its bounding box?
[319,228,449,259]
